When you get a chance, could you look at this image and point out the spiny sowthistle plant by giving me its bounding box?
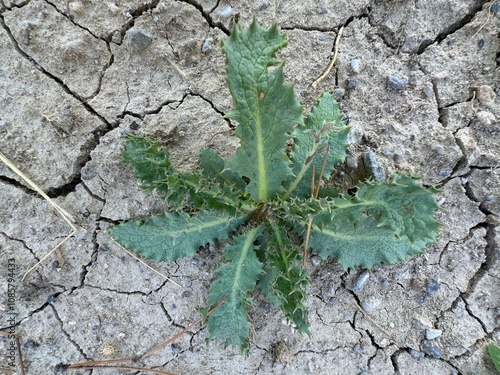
[110,20,441,354]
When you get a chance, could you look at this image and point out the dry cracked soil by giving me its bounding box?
[0,0,499,374]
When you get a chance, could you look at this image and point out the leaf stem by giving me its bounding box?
[267,219,290,276]
[303,147,330,266]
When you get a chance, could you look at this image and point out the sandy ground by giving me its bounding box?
[0,0,499,374]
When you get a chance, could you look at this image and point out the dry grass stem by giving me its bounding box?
[0,151,79,281]
[311,26,344,89]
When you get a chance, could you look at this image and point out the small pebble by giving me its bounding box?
[311,255,321,266]
[127,29,153,51]
[492,3,500,13]
[353,270,370,294]
[410,349,424,360]
[333,88,345,98]
[47,295,56,304]
[201,38,213,52]
[421,339,442,358]
[258,2,268,10]
[353,343,363,354]
[317,34,326,42]
[387,73,408,90]
[317,6,328,14]
[129,121,140,130]
[389,322,395,328]
[435,167,452,179]
[426,328,443,340]
[350,58,361,74]
[362,151,385,182]
[220,5,232,18]
[361,296,381,313]
[426,278,440,298]
[347,77,357,90]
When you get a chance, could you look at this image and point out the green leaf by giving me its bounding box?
[223,19,303,202]
[488,343,500,371]
[259,221,310,335]
[308,175,440,270]
[206,226,264,354]
[122,135,243,213]
[200,148,246,192]
[285,92,350,198]
[109,212,245,262]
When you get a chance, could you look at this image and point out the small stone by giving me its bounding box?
[389,322,395,328]
[353,343,363,354]
[333,88,345,98]
[350,58,361,74]
[421,339,442,358]
[362,151,385,182]
[220,5,232,18]
[317,34,326,42]
[258,2,268,10]
[317,6,328,14]
[426,278,440,298]
[410,349,424,360]
[127,29,153,51]
[426,328,443,340]
[353,270,370,294]
[347,77,357,90]
[129,121,140,130]
[311,255,321,266]
[387,73,408,90]
[361,296,382,313]
[201,38,213,52]
[47,295,56,304]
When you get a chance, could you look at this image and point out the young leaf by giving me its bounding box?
[488,343,500,371]
[223,19,303,202]
[285,92,350,198]
[308,175,440,270]
[260,221,310,335]
[109,212,246,262]
[206,226,264,354]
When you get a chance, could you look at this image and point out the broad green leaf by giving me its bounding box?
[285,92,350,198]
[308,175,440,270]
[206,226,264,354]
[109,212,245,262]
[335,175,441,243]
[488,343,500,371]
[223,19,303,202]
[259,221,310,335]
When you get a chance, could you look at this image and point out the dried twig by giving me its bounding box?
[302,147,330,266]
[68,297,228,373]
[310,26,344,89]
[111,238,182,287]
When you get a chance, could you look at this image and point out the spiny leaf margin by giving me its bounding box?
[109,212,246,262]
[206,226,264,354]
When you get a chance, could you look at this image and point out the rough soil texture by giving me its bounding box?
[0,0,499,374]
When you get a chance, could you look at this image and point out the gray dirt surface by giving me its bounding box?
[0,0,499,374]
